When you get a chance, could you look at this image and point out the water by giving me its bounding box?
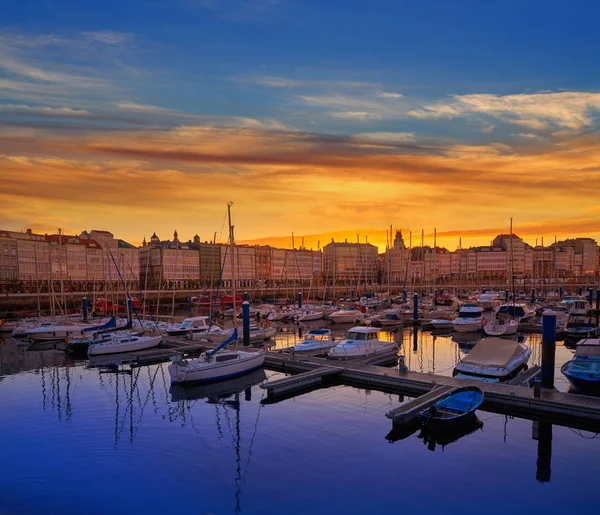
[0,327,597,515]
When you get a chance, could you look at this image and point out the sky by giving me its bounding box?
[1,0,600,252]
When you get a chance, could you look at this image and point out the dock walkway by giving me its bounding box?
[264,351,600,430]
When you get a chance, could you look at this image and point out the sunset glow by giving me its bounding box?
[2,2,600,252]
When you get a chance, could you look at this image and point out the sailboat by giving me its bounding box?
[168,203,265,385]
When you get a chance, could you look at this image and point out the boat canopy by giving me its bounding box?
[461,338,526,368]
[308,329,331,335]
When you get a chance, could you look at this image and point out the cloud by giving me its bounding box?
[236,75,380,89]
[408,91,600,131]
[376,91,403,99]
[0,104,89,117]
[81,31,132,45]
[331,111,381,121]
[352,132,415,143]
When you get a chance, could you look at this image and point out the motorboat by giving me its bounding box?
[238,324,277,344]
[290,328,336,353]
[453,337,531,382]
[496,303,535,323]
[451,305,484,333]
[429,319,453,331]
[419,386,484,428]
[168,329,265,384]
[328,307,364,324]
[376,308,404,327]
[560,295,585,311]
[561,339,600,396]
[68,330,141,355]
[483,318,519,336]
[295,310,324,322]
[328,326,396,360]
[88,333,163,356]
[477,292,500,311]
[25,317,116,342]
[422,309,454,322]
[564,300,600,346]
[165,316,224,337]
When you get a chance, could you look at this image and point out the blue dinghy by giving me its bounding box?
[419,386,484,428]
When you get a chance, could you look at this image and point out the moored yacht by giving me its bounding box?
[25,317,116,342]
[165,316,223,337]
[328,306,364,324]
[328,326,396,360]
[290,328,336,353]
[453,337,531,382]
[477,292,500,310]
[564,300,600,345]
[87,333,163,356]
[451,305,484,333]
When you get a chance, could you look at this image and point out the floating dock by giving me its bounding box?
[263,351,600,431]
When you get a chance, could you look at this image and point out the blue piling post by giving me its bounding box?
[596,289,600,310]
[351,289,355,300]
[541,309,557,389]
[243,291,249,302]
[242,301,250,346]
[82,297,88,321]
[588,288,593,306]
[579,286,583,296]
[298,292,302,309]
[559,286,563,299]
[531,288,536,304]
[403,289,407,301]
[413,293,419,323]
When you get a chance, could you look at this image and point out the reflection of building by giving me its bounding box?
[323,240,378,285]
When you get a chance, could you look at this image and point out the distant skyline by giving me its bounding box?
[2,0,600,251]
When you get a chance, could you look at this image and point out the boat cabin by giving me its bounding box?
[306,329,332,341]
[346,327,380,341]
[179,317,210,330]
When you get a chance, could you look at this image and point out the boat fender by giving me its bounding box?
[0,319,3,328]
[481,318,488,326]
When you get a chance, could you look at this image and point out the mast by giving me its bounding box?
[510,218,515,309]
[228,202,237,329]
[57,228,66,316]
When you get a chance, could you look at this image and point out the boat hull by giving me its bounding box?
[169,351,266,384]
[452,320,482,333]
[88,335,162,356]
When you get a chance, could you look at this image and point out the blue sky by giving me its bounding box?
[1,0,600,248]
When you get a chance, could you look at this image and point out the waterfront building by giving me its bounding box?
[323,240,378,286]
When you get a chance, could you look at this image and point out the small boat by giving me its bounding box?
[169,329,266,384]
[429,319,453,331]
[477,292,500,311]
[328,307,364,324]
[296,310,324,322]
[483,317,519,337]
[451,304,484,333]
[419,386,484,428]
[25,317,117,342]
[238,324,277,344]
[453,337,531,382]
[165,316,224,337]
[328,326,396,360]
[376,308,404,327]
[561,339,600,396]
[88,333,162,356]
[564,300,600,346]
[68,331,137,355]
[290,328,336,353]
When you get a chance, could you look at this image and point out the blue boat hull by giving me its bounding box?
[561,362,600,396]
[419,386,484,429]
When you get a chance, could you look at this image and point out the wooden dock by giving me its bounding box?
[260,366,342,397]
[385,385,454,423]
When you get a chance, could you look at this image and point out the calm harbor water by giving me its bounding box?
[0,326,597,515]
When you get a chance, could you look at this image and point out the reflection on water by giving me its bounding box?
[0,326,595,515]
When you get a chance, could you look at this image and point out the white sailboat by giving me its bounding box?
[168,203,265,385]
[88,333,163,356]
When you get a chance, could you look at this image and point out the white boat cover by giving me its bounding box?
[461,338,524,368]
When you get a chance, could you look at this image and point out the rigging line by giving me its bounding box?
[133,365,161,438]
[569,428,599,439]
